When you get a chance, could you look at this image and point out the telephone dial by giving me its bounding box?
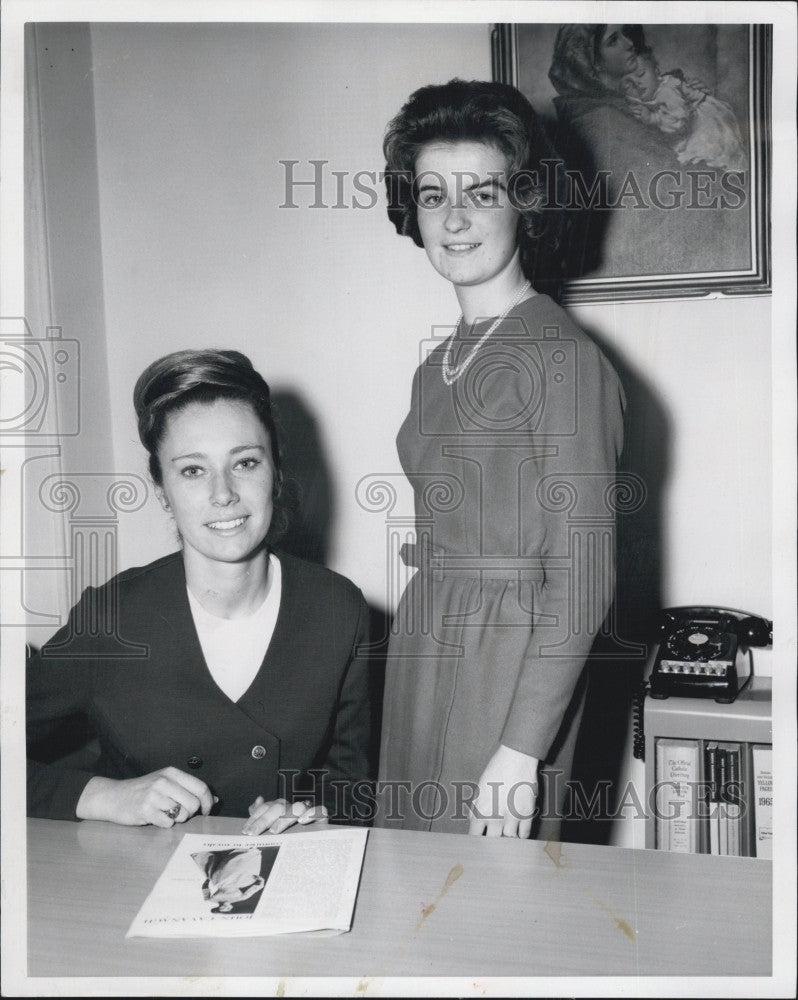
[649,606,772,703]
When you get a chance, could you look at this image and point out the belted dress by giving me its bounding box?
[376,293,626,835]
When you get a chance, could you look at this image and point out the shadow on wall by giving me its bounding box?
[272,391,335,567]
[272,389,387,777]
[563,330,671,846]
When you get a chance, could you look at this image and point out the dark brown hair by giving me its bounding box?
[383,78,563,289]
[133,349,285,538]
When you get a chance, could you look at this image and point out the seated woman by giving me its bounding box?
[27,349,372,833]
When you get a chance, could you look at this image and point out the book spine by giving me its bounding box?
[655,738,699,853]
[739,740,753,857]
[655,739,669,851]
[705,742,720,856]
[722,744,743,857]
[751,744,773,860]
[717,748,728,855]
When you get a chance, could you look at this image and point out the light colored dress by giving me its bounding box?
[376,293,626,835]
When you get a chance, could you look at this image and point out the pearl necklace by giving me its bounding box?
[441,280,532,386]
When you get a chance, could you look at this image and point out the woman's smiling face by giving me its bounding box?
[414,140,522,291]
[156,398,274,569]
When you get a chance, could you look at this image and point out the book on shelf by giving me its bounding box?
[716,742,744,857]
[751,743,773,860]
[705,742,720,855]
[727,743,744,856]
[655,738,699,853]
[656,738,771,858]
[644,677,772,858]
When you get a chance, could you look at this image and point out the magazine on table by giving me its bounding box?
[127,827,368,938]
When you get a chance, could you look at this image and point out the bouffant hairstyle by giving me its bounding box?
[134,349,286,538]
[383,78,562,287]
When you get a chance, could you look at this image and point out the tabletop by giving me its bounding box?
[26,816,771,980]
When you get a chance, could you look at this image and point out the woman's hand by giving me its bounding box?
[469,744,539,839]
[242,796,329,836]
[75,767,216,827]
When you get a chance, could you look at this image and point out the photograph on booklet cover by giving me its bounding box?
[192,846,278,915]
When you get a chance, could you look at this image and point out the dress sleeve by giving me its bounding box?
[319,591,374,823]
[501,335,626,760]
[27,588,100,820]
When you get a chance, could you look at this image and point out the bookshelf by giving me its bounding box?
[643,676,772,856]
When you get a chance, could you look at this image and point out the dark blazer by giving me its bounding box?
[27,550,373,822]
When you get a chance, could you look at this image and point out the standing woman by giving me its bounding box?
[376,80,625,838]
[27,349,372,831]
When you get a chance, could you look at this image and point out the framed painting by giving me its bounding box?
[492,23,771,303]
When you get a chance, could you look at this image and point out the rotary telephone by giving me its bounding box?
[649,606,772,703]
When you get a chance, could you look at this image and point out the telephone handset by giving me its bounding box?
[650,606,772,704]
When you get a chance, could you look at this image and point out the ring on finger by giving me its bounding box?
[163,803,181,821]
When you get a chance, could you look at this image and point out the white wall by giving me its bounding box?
[575,295,772,621]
